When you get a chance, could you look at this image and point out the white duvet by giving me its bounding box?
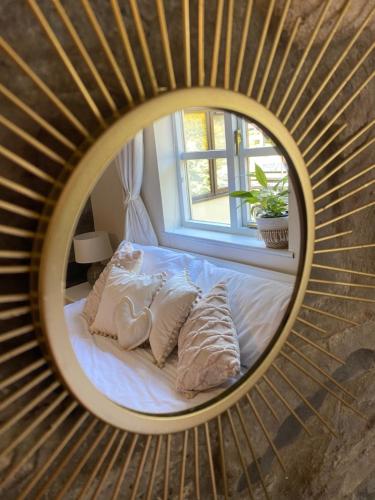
[65,244,294,413]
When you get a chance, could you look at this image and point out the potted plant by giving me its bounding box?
[230,164,289,249]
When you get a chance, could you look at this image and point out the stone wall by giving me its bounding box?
[0,0,374,498]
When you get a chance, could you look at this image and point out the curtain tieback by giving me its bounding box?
[123,193,139,205]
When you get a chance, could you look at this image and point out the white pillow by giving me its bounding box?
[90,265,166,348]
[149,270,200,367]
[83,240,143,326]
[176,282,240,397]
[194,260,293,368]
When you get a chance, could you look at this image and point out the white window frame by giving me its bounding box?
[173,110,290,238]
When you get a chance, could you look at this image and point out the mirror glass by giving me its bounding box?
[64,107,304,415]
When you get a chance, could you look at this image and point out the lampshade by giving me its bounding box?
[73,231,112,264]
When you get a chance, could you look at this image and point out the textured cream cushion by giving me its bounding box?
[176,283,240,396]
[149,270,200,367]
[90,265,165,347]
[83,241,143,326]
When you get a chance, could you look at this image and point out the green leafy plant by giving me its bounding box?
[230,164,288,219]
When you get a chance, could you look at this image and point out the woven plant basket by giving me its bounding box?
[256,215,289,249]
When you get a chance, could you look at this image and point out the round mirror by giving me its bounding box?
[40,88,314,433]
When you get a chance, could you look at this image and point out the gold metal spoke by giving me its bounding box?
[226,408,255,500]
[311,263,375,279]
[130,435,152,500]
[266,16,302,109]
[285,341,356,400]
[182,0,191,88]
[0,401,78,491]
[205,422,218,500]
[110,0,144,101]
[254,384,280,423]
[315,231,353,244]
[280,351,368,421]
[290,330,345,365]
[291,4,375,134]
[146,434,162,500]
[270,364,338,437]
[0,324,34,343]
[247,0,275,97]
[305,123,347,167]
[111,433,139,500]
[283,0,351,124]
[52,0,117,113]
[17,412,90,500]
[301,304,359,327]
[155,0,176,90]
[224,0,234,90]
[257,0,291,102]
[80,0,133,105]
[0,37,90,138]
[92,432,127,500]
[179,430,189,500]
[246,393,287,475]
[295,316,327,335]
[210,0,224,88]
[276,0,332,117]
[128,0,158,95]
[49,420,104,499]
[262,374,312,436]
[314,164,375,204]
[234,0,254,92]
[76,428,119,500]
[197,0,205,86]
[28,0,106,127]
[315,201,375,230]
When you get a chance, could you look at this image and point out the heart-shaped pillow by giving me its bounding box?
[114,296,152,350]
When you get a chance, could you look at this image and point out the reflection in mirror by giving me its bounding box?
[64,108,303,415]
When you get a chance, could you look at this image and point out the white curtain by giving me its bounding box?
[115,131,158,246]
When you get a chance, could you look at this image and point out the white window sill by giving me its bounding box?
[164,226,295,259]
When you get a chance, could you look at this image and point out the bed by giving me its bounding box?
[64,244,294,413]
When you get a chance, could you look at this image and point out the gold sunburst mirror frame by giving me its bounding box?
[0,0,374,498]
[40,88,314,433]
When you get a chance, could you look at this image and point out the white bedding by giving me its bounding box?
[65,244,294,413]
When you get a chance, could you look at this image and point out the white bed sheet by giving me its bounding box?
[65,299,228,413]
[65,244,294,413]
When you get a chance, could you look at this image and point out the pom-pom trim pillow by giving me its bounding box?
[149,269,200,368]
[83,240,143,326]
[90,265,166,349]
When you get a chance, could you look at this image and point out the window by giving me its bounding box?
[174,108,289,234]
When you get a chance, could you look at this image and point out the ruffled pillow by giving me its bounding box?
[83,240,143,326]
[176,282,240,397]
[90,265,166,348]
[149,270,200,367]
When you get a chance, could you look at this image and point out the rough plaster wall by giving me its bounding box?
[0,0,374,498]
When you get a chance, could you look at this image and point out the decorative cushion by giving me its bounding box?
[114,296,152,350]
[83,240,143,326]
[149,270,200,368]
[90,265,166,345]
[176,282,241,397]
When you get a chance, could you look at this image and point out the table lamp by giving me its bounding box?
[73,231,113,286]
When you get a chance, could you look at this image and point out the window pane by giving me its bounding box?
[215,158,228,190]
[212,112,226,149]
[246,155,287,190]
[190,195,231,225]
[246,123,275,148]
[183,111,208,151]
[186,159,211,199]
